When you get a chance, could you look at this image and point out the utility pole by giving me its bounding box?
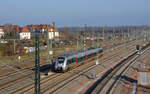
[13,39,16,54]
[47,22,55,66]
[105,25,108,43]
[53,22,55,50]
[34,29,40,94]
[50,24,53,65]
[92,30,95,47]
[77,37,79,49]
[128,28,130,41]
[121,28,125,50]
[77,27,81,49]
[103,27,105,46]
[47,24,53,65]
[81,27,84,50]
[52,22,55,63]
[84,24,87,50]
[46,25,50,62]
[105,25,109,48]
[126,27,130,49]
[121,28,124,43]
[84,24,87,64]
[96,31,99,65]
[112,27,115,49]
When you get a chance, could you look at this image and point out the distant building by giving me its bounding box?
[48,25,59,39]
[11,25,21,38]
[0,26,4,38]
[137,70,150,86]
[19,24,59,39]
[20,26,31,40]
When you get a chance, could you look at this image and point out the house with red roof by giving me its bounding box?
[41,25,47,33]
[19,24,59,40]
[54,27,59,37]
[47,25,59,39]
[12,25,20,33]
[20,26,31,40]
[0,26,4,38]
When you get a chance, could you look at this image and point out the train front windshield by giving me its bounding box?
[57,57,65,64]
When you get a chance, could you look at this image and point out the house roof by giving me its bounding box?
[11,25,20,32]
[0,24,58,33]
[0,26,4,32]
[48,25,59,32]
[41,25,47,29]
[0,26,4,29]
[21,26,30,33]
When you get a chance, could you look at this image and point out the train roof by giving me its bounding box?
[58,47,103,58]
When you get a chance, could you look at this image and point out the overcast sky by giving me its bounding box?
[0,0,150,27]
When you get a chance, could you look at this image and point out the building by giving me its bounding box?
[20,26,31,40]
[19,24,59,40]
[0,26,4,38]
[48,25,59,39]
[137,69,150,86]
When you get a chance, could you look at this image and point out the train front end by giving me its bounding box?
[55,56,66,72]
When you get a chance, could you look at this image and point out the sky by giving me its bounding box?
[0,0,150,27]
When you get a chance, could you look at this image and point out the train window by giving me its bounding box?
[67,60,70,64]
[79,57,82,62]
[58,57,65,64]
[136,45,140,50]
[99,50,103,53]
[87,54,91,59]
[67,59,73,64]
[82,56,84,60]
[71,59,73,63]
[78,56,84,62]
[72,58,76,63]
[78,57,80,62]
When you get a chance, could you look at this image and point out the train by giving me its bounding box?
[136,45,141,55]
[54,47,103,72]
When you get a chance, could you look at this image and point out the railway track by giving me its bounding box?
[111,47,150,94]
[0,38,138,78]
[10,41,138,94]
[42,45,137,94]
[0,39,137,77]
[41,45,137,94]
[10,52,120,94]
[40,42,148,94]
[0,57,48,77]
[15,53,125,93]
[0,39,144,94]
[85,43,150,94]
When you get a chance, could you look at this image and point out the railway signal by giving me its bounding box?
[34,29,40,94]
[96,31,99,65]
[84,24,87,64]
[103,27,105,43]
[84,24,87,51]
[46,22,55,65]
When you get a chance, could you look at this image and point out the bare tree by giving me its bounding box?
[3,24,12,39]
[62,27,74,40]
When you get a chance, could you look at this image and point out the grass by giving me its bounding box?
[0,39,130,65]
[0,44,81,65]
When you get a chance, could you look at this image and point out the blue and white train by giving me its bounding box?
[55,47,103,72]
